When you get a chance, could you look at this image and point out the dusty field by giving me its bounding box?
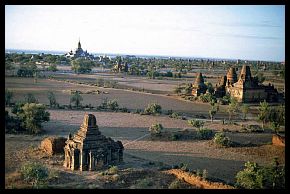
[6,77,237,118]
[5,74,285,189]
[5,109,284,187]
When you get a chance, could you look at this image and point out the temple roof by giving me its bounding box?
[239,65,252,82]
[227,67,237,80]
[194,72,205,86]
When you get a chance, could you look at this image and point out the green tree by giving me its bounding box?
[227,97,240,121]
[241,104,249,120]
[236,160,285,189]
[47,64,58,72]
[25,93,38,103]
[20,162,49,187]
[258,100,270,129]
[187,119,204,129]
[70,91,83,108]
[16,103,50,134]
[47,91,57,108]
[268,105,285,133]
[144,103,162,115]
[5,89,13,106]
[149,123,163,137]
[209,101,219,122]
[71,58,94,74]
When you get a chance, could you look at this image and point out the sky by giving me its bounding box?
[5,5,285,62]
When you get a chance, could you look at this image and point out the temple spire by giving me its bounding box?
[78,38,81,49]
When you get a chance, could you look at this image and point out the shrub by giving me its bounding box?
[70,91,83,108]
[14,103,50,134]
[197,128,214,140]
[5,89,13,106]
[213,132,231,147]
[168,179,183,189]
[202,169,208,180]
[96,78,104,87]
[167,109,173,115]
[107,165,118,175]
[198,93,215,103]
[149,123,163,136]
[187,119,204,129]
[25,93,38,103]
[235,160,285,189]
[171,133,180,141]
[47,91,57,108]
[144,103,162,115]
[99,97,119,111]
[5,110,24,133]
[107,99,119,111]
[134,178,153,189]
[134,109,142,114]
[104,80,118,88]
[20,162,49,187]
[169,112,179,119]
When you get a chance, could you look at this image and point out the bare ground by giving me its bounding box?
[5,109,284,187]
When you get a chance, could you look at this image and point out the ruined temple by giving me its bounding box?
[214,75,227,98]
[227,65,278,102]
[63,114,123,171]
[226,67,238,87]
[191,72,207,96]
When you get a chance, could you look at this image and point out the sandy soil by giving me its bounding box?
[5,75,285,188]
[6,109,284,186]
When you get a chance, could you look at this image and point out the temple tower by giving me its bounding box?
[191,72,207,96]
[226,67,238,86]
[63,114,124,171]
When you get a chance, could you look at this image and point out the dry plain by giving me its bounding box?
[5,73,285,188]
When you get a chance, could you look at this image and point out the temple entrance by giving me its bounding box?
[74,150,80,170]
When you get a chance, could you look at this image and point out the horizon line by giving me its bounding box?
[5,48,284,63]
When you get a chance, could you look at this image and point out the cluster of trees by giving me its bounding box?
[235,159,285,189]
[5,53,70,66]
[6,103,50,134]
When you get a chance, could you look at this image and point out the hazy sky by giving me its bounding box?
[5,5,285,61]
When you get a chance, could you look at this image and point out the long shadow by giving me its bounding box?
[123,149,246,185]
[42,119,150,141]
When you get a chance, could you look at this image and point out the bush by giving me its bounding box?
[213,132,231,147]
[107,99,119,111]
[70,91,83,108]
[96,78,105,87]
[47,91,57,108]
[197,128,214,140]
[168,179,183,189]
[235,160,285,189]
[99,98,119,111]
[20,162,49,187]
[104,80,118,88]
[25,93,38,103]
[187,119,204,129]
[134,178,153,189]
[198,93,215,103]
[149,123,163,136]
[144,103,162,115]
[13,103,50,134]
[5,89,13,106]
[202,169,208,180]
[170,133,180,141]
[107,165,118,175]
[169,112,179,119]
